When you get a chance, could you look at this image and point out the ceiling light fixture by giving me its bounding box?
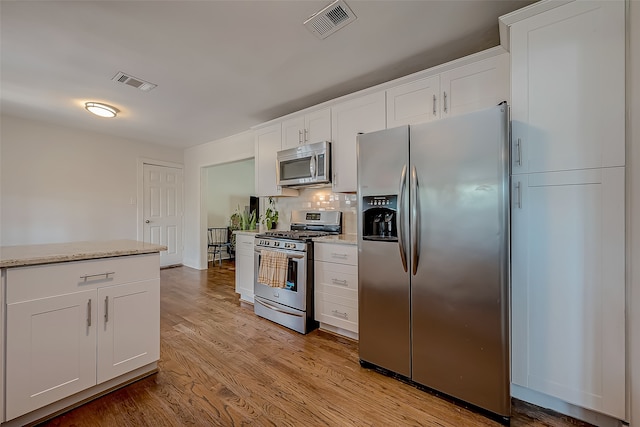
[85,102,118,118]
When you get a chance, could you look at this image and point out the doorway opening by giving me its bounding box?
[203,158,255,268]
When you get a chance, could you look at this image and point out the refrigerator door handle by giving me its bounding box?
[411,165,420,275]
[398,164,408,272]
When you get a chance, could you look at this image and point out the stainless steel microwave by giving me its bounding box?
[276,141,331,187]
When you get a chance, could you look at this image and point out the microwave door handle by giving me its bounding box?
[310,154,317,179]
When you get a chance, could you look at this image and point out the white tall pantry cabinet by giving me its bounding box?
[505,0,626,421]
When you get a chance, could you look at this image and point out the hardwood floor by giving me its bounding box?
[41,262,593,427]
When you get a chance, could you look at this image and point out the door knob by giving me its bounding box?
[145,220,150,223]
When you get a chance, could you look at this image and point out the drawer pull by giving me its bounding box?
[331,253,348,259]
[331,278,348,286]
[332,310,349,320]
[80,272,115,282]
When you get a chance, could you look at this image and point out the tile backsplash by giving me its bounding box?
[261,188,358,234]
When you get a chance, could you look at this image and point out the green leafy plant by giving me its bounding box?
[261,197,279,230]
[230,206,256,231]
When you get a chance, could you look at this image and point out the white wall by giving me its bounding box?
[629,1,640,424]
[183,130,254,269]
[205,158,254,228]
[0,115,183,246]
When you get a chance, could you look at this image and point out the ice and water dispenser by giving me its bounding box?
[362,195,398,241]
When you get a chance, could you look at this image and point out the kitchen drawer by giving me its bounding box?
[6,254,159,304]
[235,234,256,256]
[315,261,357,300]
[315,292,358,333]
[314,243,357,265]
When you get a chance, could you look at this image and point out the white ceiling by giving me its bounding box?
[0,0,534,149]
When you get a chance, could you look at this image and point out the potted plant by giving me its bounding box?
[261,197,279,230]
[230,207,257,231]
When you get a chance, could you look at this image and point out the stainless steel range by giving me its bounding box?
[254,210,342,334]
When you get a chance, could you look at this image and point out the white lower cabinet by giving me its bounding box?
[96,280,159,384]
[314,242,358,339]
[511,167,625,419]
[3,254,160,421]
[6,290,97,420]
[234,233,255,303]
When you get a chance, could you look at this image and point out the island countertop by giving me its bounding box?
[0,239,167,268]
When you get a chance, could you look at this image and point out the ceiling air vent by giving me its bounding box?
[304,0,357,40]
[111,72,157,92]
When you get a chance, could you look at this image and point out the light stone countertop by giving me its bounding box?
[233,230,259,236]
[0,239,167,268]
[313,234,357,246]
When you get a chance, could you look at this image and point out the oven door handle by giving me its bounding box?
[254,248,304,259]
[255,297,304,317]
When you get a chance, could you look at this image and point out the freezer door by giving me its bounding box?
[357,126,411,377]
[409,105,510,416]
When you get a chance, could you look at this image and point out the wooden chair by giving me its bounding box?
[207,227,232,267]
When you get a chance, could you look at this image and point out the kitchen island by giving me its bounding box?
[0,240,166,426]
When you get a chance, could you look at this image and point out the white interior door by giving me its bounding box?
[143,164,183,266]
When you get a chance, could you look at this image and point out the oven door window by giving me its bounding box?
[257,253,299,292]
[285,258,298,291]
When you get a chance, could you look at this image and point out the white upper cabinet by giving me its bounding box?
[281,108,331,150]
[440,53,509,118]
[254,123,298,197]
[386,75,440,127]
[510,0,625,174]
[331,91,386,193]
[386,51,508,128]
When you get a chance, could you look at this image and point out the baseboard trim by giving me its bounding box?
[511,384,627,427]
[2,363,158,427]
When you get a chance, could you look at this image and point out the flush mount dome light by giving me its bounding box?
[85,102,118,118]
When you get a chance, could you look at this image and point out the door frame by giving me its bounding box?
[199,157,255,269]
[136,158,185,259]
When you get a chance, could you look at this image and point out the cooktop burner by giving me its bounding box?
[255,210,342,242]
[263,230,334,240]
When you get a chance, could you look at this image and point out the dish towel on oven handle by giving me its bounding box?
[258,250,288,288]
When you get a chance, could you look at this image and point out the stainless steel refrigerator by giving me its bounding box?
[357,104,510,418]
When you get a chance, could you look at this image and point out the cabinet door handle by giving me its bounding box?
[87,299,92,327]
[432,95,437,116]
[515,138,522,166]
[515,181,522,209]
[298,130,303,144]
[332,310,349,319]
[304,128,309,142]
[104,296,109,323]
[331,278,348,286]
[443,91,448,113]
[80,272,115,282]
